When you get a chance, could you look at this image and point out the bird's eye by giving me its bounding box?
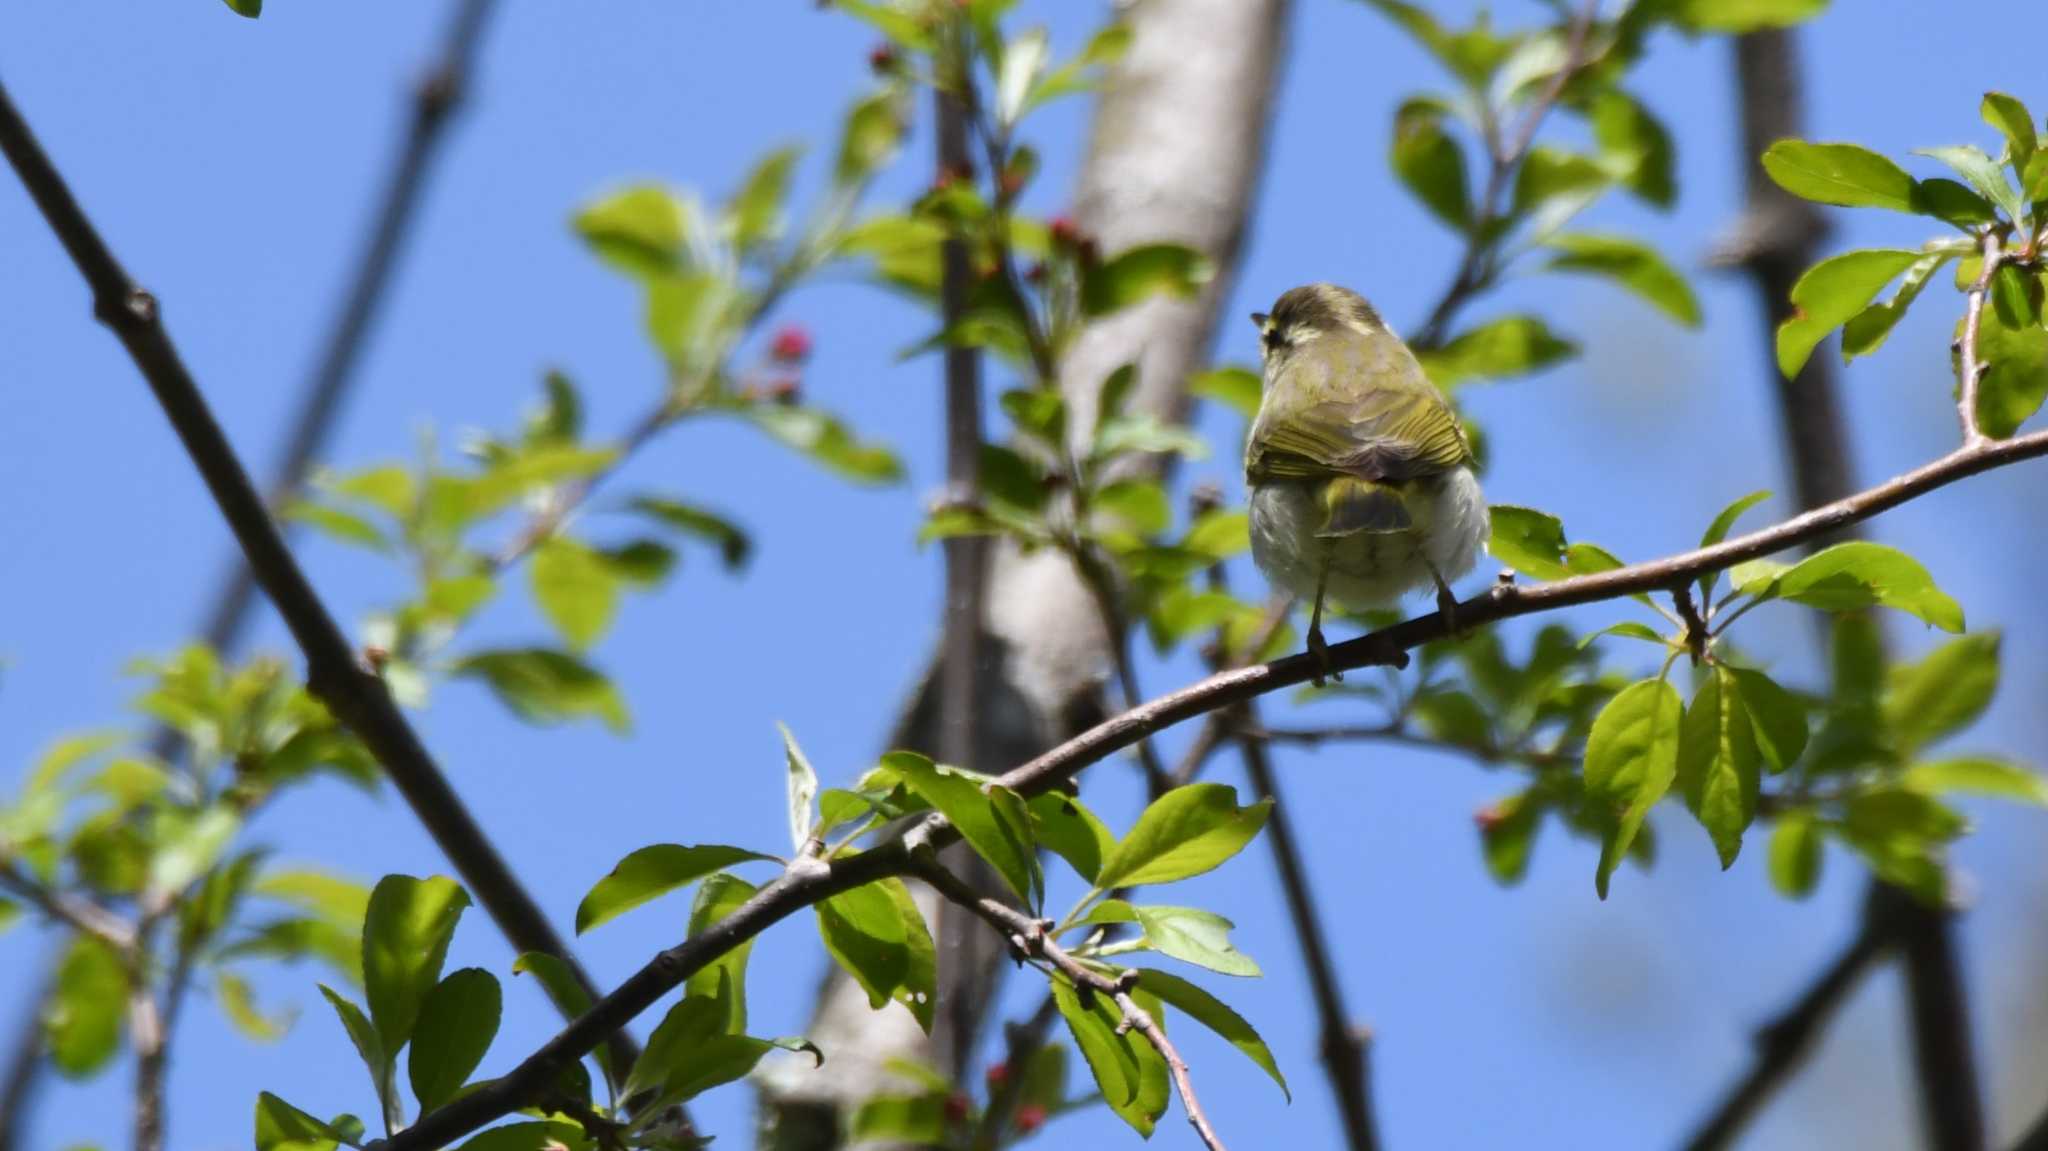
[1261,326,1285,352]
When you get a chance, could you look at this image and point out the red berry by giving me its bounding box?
[984,1061,1010,1086]
[769,324,813,364]
[1015,1104,1048,1133]
[1048,215,1080,248]
[943,1093,971,1123]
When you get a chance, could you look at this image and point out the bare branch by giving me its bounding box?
[0,951,57,1151]
[1958,232,2003,446]
[0,69,633,1075]
[910,856,1231,1151]
[0,865,134,950]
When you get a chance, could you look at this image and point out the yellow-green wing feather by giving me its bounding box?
[1248,331,1468,484]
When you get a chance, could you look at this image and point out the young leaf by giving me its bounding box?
[254,1093,356,1151]
[453,1120,591,1151]
[782,724,820,855]
[1776,249,1925,378]
[627,495,752,570]
[409,968,503,1113]
[531,539,621,653]
[1417,316,1576,387]
[575,844,774,935]
[1052,979,1166,1136]
[319,985,398,1133]
[1095,783,1273,890]
[1130,905,1261,977]
[1971,301,2048,438]
[1133,968,1289,1099]
[1915,144,2025,223]
[1760,141,1916,211]
[282,500,389,552]
[216,971,289,1042]
[1677,669,1759,868]
[1882,633,1999,756]
[1767,812,1823,898]
[878,876,937,1033]
[816,881,911,1012]
[1842,247,1955,362]
[745,405,904,484]
[1590,89,1675,207]
[574,184,683,278]
[1696,489,1770,602]
[1584,679,1683,898]
[1189,366,1263,421]
[1477,791,1543,884]
[1543,233,1701,326]
[1390,100,1471,231]
[1486,505,1569,580]
[451,649,630,732]
[1723,667,1809,773]
[1903,758,2048,806]
[685,874,761,1033]
[46,936,126,1077]
[1980,92,2036,167]
[362,875,471,1052]
[1760,542,1964,632]
[1028,793,1117,885]
[882,752,1040,906]
[1079,243,1213,318]
[728,146,801,254]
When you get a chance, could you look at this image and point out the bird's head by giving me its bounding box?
[1250,283,1386,367]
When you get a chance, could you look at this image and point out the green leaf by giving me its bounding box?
[1129,905,1260,977]
[574,184,683,278]
[882,752,1040,906]
[683,874,761,1033]
[816,880,911,1012]
[1096,783,1272,890]
[728,146,800,254]
[1915,144,2025,223]
[1052,979,1166,1136]
[1677,669,1759,868]
[1584,679,1683,898]
[1543,233,1700,326]
[1132,968,1289,1099]
[995,27,1050,127]
[451,649,630,733]
[1028,793,1117,886]
[1724,667,1809,773]
[1903,757,2048,805]
[1094,413,1208,461]
[217,970,289,1042]
[1767,812,1823,898]
[645,270,739,368]
[1757,541,1964,632]
[1512,148,1609,217]
[1478,792,1542,884]
[1697,489,1771,602]
[745,405,904,483]
[1590,89,1675,207]
[1883,633,1999,756]
[1080,243,1213,318]
[319,985,396,1132]
[1189,366,1263,421]
[362,874,471,1052]
[575,844,773,935]
[849,1095,947,1143]
[1391,100,1471,231]
[1660,0,1827,32]
[1842,248,1955,362]
[409,968,502,1112]
[254,1093,358,1151]
[1418,316,1577,387]
[1761,141,1915,211]
[147,804,240,900]
[781,724,820,855]
[1776,249,1925,378]
[531,539,621,653]
[46,936,126,1077]
[1486,505,1568,580]
[878,876,937,1033]
[627,496,751,569]
[1981,92,2037,167]
[221,0,262,17]
[282,500,388,552]
[834,88,907,186]
[256,870,372,926]
[1972,300,2048,438]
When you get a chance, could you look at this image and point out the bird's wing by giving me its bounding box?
[1248,340,1468,485]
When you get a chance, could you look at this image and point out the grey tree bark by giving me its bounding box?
[754,0,1292,1143]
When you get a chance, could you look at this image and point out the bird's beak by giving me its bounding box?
[1249,312,1268,328]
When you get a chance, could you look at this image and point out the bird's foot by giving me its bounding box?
[1307,625,1343,687]
[1433,574,1462,637]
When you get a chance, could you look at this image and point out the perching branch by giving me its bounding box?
[0,70,634,1075]
[909,855,1232,1151]
[191,0,499,660]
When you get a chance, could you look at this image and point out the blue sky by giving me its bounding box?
[3,2,2047,1149]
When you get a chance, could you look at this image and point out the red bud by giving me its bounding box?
[943,1093,971,1123]
[1015,1104,1048,1133]
[769,324,813,364]
[984,1061,1010,1086]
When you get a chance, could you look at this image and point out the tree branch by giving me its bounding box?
[0,951,57,1151]
[1958,232,2002,446]
[0,69,636,1077]
[909,856,1231,1151]
[0,865,135,950]
[190,0,499,659]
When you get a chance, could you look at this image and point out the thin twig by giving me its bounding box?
[1167,597,1293,787]
[968,993,1061,1151]
[1412,0,1600,350]
[910,856,1231,1151]
[0,865,134,950]
[1252,723,1574,774]
[189,0,499,661]
[1672,582,1709,666]
[0,70,637,1078]
[1681,900,1892,1151]
[1957,232,2003,446]
[0,952,57,1151]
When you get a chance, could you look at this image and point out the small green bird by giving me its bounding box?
[1245,283,1486,683]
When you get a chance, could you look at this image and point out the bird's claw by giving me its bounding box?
[1307,626,1342,687]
